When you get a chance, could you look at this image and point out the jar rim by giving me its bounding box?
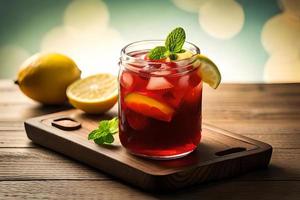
[120,40,201,76]
[121,40,200,62]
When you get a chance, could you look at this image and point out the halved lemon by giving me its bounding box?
[196,54,221,89]
[67,74,118,114]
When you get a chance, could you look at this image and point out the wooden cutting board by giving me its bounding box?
[24,108,272,192]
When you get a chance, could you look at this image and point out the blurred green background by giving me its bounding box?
[0,0,299,82]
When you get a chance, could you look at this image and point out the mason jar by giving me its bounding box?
[118,40,202,160]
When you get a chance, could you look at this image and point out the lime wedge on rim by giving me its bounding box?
[196,54,221,89]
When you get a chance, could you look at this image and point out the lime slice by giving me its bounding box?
[196,54,221,89]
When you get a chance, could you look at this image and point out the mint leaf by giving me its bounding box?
[148,46,167,60]
[94,134,114,144]
[88,129,100,140]
[165,27,186,53]
[104,134,114,143]
[88,117,119,144]
[98,120,109,129]
[108,117,118,134]
[94,137,105,144]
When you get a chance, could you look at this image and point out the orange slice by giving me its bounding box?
[124,93,174,122]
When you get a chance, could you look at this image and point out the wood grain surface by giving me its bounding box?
[24,110,272,191]
[0,80,299,199]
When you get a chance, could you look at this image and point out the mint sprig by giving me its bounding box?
[88,117,118,144]
[148,27,186,60]
[148,46,167,60]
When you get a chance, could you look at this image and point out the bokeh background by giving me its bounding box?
[0,0,299,82]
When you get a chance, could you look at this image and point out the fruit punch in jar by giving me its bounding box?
[118,28,221,159]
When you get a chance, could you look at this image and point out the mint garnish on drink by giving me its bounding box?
[148,27,186,60]
[148,46,167,60]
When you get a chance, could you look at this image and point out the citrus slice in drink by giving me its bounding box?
[196,54,221,89]
[124,92,174,122]
[66,74,118,114]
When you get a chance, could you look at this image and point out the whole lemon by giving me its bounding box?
[16,53,81,104]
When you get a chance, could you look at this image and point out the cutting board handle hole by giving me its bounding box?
[51,117,81,131]
[215,147,246,156]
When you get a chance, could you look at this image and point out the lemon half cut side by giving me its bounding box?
[67,74,118,114]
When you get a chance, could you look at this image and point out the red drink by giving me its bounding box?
[119,41,202,159]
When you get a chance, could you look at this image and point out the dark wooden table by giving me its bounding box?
[0,80,299,199]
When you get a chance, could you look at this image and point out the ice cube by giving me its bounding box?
[146,77,174,90]
[120,71,134,89]
[184,83,202,104]
[178,75,190,89]
[162,75,190,108]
